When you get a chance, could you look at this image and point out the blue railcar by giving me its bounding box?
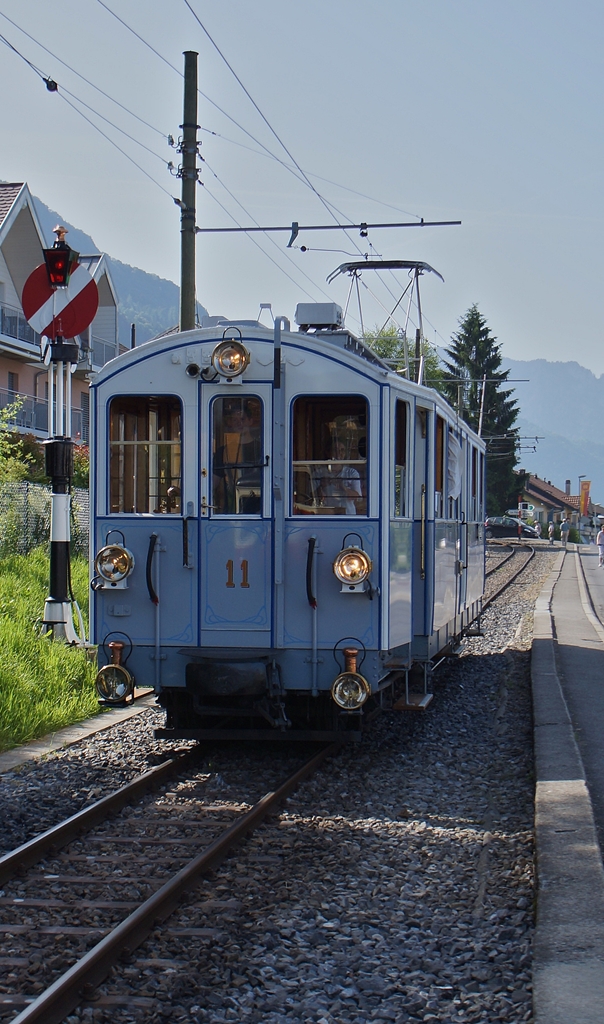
[90,301,485,740]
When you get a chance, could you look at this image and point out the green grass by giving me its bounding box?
[0,548,100,752]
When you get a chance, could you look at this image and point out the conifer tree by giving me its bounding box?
[443,305,519,514]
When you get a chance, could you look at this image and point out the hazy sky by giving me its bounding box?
[1,1,603,371]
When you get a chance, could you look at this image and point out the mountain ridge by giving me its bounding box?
[32,197,207,346]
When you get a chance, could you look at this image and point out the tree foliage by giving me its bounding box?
[443,305,519,514]
[364,324,446,395]
[0,402,33,482]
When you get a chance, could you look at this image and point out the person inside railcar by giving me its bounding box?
[212,397,263,514]
[318,437,363,514]
[292,397,367,514]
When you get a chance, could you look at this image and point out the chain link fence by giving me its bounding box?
[0,482,89,557]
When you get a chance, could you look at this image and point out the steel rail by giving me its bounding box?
[0,747,198,886]
[485,543,515,577]
[10,742,340,1024]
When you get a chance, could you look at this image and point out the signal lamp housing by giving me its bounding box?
[333,546,372,592]
[211,339,250,378]
[43,245,79,288]
[94,544,135,588]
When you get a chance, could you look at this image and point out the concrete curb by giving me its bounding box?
[0,693,156,775]
[532,552,604,1022]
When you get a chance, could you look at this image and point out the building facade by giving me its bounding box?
[0,182,119,443]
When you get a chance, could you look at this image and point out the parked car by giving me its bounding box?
[504,502,535,520]
[485,516,539,539]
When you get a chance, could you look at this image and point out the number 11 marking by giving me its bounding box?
[226,559,250,588]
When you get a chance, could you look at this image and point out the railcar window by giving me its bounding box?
[212,396,263,515]
[292,396,368,516]
[435,415,445,517]
[109,396,181,514]
[394,399,408,517]
[471,447,478,521]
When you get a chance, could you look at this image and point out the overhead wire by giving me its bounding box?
[0,23,175,200]
[58,93,175,198]
[180,0,373,262]
[0,7,168,139]
[3,0,434,335]
[202,160,339,306]
[94,0,428,320]
[200,183,318,303]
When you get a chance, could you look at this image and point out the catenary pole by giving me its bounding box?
[179,50,199,332]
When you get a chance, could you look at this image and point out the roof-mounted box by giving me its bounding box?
[295,302,343,331]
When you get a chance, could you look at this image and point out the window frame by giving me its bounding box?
[108,393,183,515]
[209,393,265,518]
[290,393,369,517]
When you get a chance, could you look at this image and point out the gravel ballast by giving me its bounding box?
[0,547,558,1023]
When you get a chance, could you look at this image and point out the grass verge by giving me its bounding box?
[0,548,99,753]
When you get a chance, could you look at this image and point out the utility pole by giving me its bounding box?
[179,50,199,332]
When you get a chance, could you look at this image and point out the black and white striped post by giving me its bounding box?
[40,230,81,641]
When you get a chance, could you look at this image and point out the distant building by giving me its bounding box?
[518,472,581,526]
[0,182,119,442]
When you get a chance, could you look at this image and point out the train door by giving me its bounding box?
[412,404,433,637]
[198,384,272,647]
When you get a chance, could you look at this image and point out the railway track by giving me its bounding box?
[0,744,339,1024]
[483,543,536,611]
[485,542,515,577]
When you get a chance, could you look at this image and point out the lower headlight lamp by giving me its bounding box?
[331,671,371,709]
[95,664,134,704]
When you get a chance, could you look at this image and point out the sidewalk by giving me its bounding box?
[0,692,156,774]
[532,547,604,1023]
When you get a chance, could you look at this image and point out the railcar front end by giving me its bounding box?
[90,305,485,740]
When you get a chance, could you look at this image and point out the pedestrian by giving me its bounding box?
[548,522,555,545]
[560,517,571,549]
[535,521,542,539]
[597,525,604,567]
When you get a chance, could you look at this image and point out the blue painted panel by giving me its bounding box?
[466,523,485,605]
[93,517,197,646]
[282,521,378,649]
[201,521,271,631]
[433,522,458,630]
[388,520,412,647]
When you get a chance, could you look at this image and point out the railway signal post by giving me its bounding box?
[22,226,99,641]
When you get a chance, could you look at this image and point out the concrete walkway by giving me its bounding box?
[532,547,604,1023]
[0,692,156,774]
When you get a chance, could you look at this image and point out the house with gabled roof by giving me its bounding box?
[0,182,119,441]
[518,472,581,525]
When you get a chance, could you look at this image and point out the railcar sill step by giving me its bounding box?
[392,693,433,711]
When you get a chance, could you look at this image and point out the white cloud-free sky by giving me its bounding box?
[1,1,602,370]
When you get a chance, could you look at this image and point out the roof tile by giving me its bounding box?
[0,183,24,228]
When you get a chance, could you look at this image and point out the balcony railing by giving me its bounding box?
[1,302,117,370]
[0,301,40,348]
[0,388,84,439]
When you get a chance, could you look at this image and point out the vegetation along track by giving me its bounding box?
[0,743,338,1023]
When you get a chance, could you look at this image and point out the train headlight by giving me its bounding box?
[211,340,250,378]
[95,664,134,704]
[333,547,372,587]
[331,671,371,709]
[94,545,135,584]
